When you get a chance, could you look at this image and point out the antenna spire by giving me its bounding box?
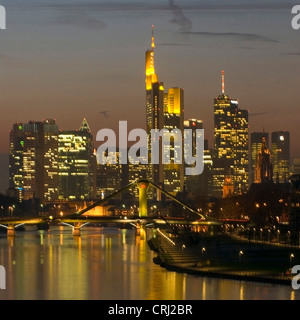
[222,70,225,94]
[151,25,155,50]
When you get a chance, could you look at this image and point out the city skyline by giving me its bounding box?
[1,0,300,193]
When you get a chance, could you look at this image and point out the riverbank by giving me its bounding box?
[148,231,297,286]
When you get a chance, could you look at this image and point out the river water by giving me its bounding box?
[0,226,298,300]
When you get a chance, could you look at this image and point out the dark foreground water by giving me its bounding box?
[0,226,298,300]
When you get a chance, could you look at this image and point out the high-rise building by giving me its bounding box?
[9,123,26,201]
[9,119,59,203]
[250,132,269,184]
[58,118,96,200]
[145,26,164,188]
[163,87,184,195]
[43,119,60,202]
[271,131,290,183]
[213,71,249,198]
[184,119,213,198]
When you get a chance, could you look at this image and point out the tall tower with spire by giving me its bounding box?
[145,26,164,187]
[213,71,249,197]
[145,25,158,91]
[143,26,185,196]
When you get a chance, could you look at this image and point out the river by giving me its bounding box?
[0,226,298,300]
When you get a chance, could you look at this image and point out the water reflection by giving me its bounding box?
[0,227,298,300]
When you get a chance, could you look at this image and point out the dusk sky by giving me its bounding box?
[1,0,300,192]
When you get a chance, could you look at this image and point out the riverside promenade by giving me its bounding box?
[148,229,298,286]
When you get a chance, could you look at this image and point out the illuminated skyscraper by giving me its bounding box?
[9,123,26,201]
[145,27,186,196]
[271,131,290,183]
[43,119,59,202]
[145,25,158,92]
[163,87,184,195]
[58,118,96,200]
[9,119,59,203]
[213,71,249,197]
[145,26,164,187]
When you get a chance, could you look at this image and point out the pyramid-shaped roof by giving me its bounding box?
[79,118,91,132]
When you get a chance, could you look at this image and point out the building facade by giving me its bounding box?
[213,71,249,198]
[9,119,59,203]
[163,87,184,195]
[145,27,185,196]
[184,119,213,199]
[58,119,96,200]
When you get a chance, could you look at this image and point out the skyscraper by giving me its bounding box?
[9,119,59,203]
[145,26,164,187]
[58,118,96,200]
[250,132,269,184]
[271,131,290,183]
[163,87,184,195]
[145,27,186,197]
[184,119,213,199]
[213,71,249,197]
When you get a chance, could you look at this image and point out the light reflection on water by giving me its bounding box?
[0,226,298,300]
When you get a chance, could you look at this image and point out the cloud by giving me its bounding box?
[182,31,279,43]
[168,0,192,32]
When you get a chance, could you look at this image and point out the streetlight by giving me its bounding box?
[253,228,256,241]
[290,253,295,267]
[268,229,271,242]
[182,245,186,264]
[8,206,13,217]
[202,247,206,256]
[239,251,243,265]
[260,228,263,242]
[287,231,291,245]
[277,230,280,243]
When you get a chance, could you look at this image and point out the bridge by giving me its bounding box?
[0,179,220,237]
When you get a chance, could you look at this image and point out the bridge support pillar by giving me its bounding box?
[135,223,146,240]
[137,180,149,218]
[72,224,81,236]
[7,225,15,237]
